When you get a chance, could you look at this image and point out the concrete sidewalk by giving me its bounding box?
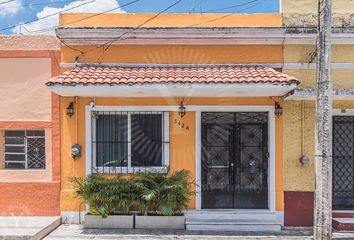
[44,224,354,240]
[0,216,61,240]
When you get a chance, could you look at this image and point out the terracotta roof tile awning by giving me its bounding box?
[47,65,299,97]
[47,65,298,86]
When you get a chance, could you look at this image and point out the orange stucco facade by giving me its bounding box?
[59,97,284,211]
[60,13,281,28]
[57,13,285,214]
[0,45,61,216]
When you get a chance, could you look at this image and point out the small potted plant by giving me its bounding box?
[70,175,136,229]
[134,170,195,229]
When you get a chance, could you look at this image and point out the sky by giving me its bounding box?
[0,0,279,35]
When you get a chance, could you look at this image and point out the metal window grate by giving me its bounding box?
[333,116,354,209]
[3,130,45,169]
[91,111,169,174]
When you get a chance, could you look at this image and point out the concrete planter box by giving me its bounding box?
[84,214,134,229]
[135,215,185,229]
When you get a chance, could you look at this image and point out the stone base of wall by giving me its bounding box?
[284,191,314,226]
[0,182,60,216]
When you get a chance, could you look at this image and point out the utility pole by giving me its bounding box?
[314,0,332,238]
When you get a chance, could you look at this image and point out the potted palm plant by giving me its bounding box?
[70,175,136,229]
[133,170,194,229]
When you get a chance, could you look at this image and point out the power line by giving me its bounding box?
[188,0,266,27]
[11,0,264,34]
[61,0,263,60]
[101,0,182,55]
[1,0,73,9]
[23,0,141,34]
[0,0,96,32]
[32,0,263,60]
[0,0,15,5]
[188,0,203,13]
[105,0,182,48]
[202,0,259,13]
[68,0,182,60]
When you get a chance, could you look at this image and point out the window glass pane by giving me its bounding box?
[27,138,46,169]
[96,114,128,167]
[5,146,25,153]
[131,114,163,167]
[5,162,25,169]
[26,130,45,137]
[5,131,25,137]
[5,137,24,145]
[5,154,25,161]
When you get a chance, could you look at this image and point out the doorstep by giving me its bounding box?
[184,210,282,231]
[333,218,354,231]
[0,216,61,240]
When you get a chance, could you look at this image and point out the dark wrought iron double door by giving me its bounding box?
[201,112,269,209]
[333,116,354,210]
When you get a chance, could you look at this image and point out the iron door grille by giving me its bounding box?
[333,116,354,209]
[201,112,269,209]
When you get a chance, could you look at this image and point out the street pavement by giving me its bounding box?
[44,224,354,239]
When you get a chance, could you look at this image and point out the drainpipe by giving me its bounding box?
[75,96,78,145]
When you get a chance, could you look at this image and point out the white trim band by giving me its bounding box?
[48,83,297,98]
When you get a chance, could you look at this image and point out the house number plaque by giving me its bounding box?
[174,118,189,131]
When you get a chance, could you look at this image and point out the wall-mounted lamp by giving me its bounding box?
[299,155,310,165]
[66,102,74,118]
[178,100,186,118]
[274,102,283,118]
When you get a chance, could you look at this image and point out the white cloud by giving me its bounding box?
[13,0,125,35]
[0,0,22,17]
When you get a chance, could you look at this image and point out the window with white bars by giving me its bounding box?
[91,111,170,173]
[3,130,46,169]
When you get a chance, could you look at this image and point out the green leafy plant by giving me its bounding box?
[70,175,112,217]
[70,170,195,217]
[70,175,138,217]
[134,170,195,216]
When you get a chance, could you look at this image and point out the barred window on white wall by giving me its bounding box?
[91,111,170,173]
[3,130,46,169]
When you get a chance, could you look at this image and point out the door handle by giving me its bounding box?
[230,162,234,167]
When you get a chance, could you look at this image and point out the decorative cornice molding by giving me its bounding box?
[60,62,284,68]
[60,62,354,70]
[286,88,354,100]
[56,27,354,45]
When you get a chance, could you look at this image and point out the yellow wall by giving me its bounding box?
[284,45,354,63]
[283,44,354,89]
[283,101,315,191]
[60,13,281,28]
[60,97,284,211]
[283,101,354,191]
[282,40,354,192]
[282,0,354,27]
[61,45,283,66]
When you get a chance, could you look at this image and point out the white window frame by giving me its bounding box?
[86,106,170,174]
[3,130,46,170]
[193,106,276,212]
